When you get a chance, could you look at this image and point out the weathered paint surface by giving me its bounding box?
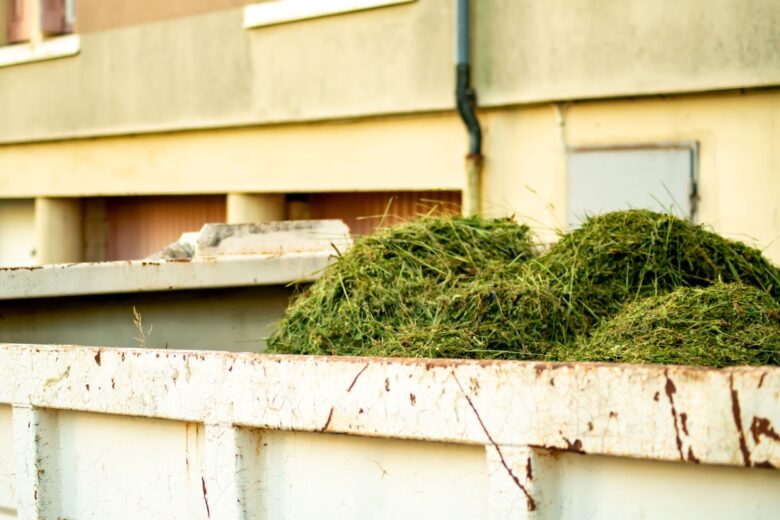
[0,344,779,518]
[2,0,779,142]
[0,252,328,300]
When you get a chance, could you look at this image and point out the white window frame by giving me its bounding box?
[0,0,79,69]
[243,0,415,30]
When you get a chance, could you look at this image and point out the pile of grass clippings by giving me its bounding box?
[538,210,780,323]
[268,209,780,367]
[360,273,587,359]
[550,283,780,367]
[268,215,537,357]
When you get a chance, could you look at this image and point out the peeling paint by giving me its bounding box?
[729,374,752,467]
[664,369,685,462]
[1,344,779,475]
[453,372,537,512]
[750,417,780,445]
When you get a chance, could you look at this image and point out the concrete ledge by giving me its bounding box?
[243,0,415,29]
[0,252,330,300]
[0,34,80,69]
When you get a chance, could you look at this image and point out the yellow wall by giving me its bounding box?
[482,91,780,259]
[0,114,465,196]
[1,0,779,143]
[0,200,36,266]
[2,90,779,260]
[0,1,779,264]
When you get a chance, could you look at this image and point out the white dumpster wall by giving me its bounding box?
[0,406,487,520]
[0,405,15,519]
[57,413,205,519]
[535,451,780,518]
[2,345,779,519]
[255,430,487,520]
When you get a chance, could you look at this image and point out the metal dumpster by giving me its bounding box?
[0,220,349,352]
[1,344,778,519]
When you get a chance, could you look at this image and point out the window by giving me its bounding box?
[0,0,79,68]
[567,144,699,227]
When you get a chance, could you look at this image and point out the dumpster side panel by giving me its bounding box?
[1,345,779,518]
[57,412,207,520]
[253,430,487,520]
[534,451,780,519]
[0,405,15,519]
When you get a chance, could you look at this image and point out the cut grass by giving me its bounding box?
[268,210,780,367]
[551,283,780,367]
[268,215,537,357]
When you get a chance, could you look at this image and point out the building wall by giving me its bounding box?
[0,0,779,142]
[480,91,780,260]
[0,199,35,266]
[1,90,778,259]
[0,1,779,262]
[75,0,252,33]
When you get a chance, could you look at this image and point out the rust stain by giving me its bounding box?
[653,392,660,402]
[758,372,767,389]
[750,417,780,444]
[753,460,777,469]
[384,378,390,392]
[525,457,533,481]
[320,407,335,432]
[453,373,536,512]
[562,437,586,454]
[94,351,102,366]
[85,384,90,391]
[358,408,364,414]
[111,378,116,390]
[409,393,416,405]
[0,265,42,271]
[680,413,689,436]
[588,421,594,432]
[729,374,752,467]
[687,447,700,463]
[201,476,211,518]
[347,363,369,392]
[664,369,685,462]
[609,411,618,419]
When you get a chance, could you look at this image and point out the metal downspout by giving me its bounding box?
[456,0,483,216]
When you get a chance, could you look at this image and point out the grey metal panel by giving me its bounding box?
[0,286,292,352]
[567,147,694,227]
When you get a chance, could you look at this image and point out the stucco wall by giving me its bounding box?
[0,199,35,266]
[2,90,778,261]
[481,91,780,259]
[1,0,779,142]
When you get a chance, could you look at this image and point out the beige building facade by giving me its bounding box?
[1,0,779,263]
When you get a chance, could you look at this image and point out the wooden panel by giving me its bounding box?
[310,191,461,235]
[41,0,73,35]
[105,196,226,260]
[7,0,31,43]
